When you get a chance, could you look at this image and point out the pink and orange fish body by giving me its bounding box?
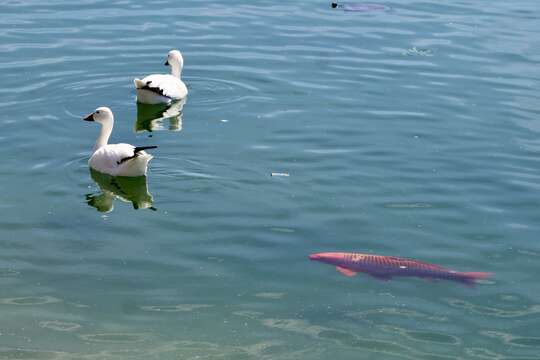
[309,252,491,285]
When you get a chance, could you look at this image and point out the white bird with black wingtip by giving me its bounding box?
[83,107,157,177]
[134,50,188,104]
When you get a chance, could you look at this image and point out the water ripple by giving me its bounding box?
[39,320,81,332]
[140,304,213,312]
[78,332,149,344]
[445,298,540,318]
[0,296,61,306]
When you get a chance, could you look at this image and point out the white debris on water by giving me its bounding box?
[403,46,433,56]
[271,172,290,177]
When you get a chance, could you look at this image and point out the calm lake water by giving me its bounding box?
[1,0,540,358]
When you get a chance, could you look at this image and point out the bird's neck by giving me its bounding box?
[170,63,182,78]
[94,120,113,152]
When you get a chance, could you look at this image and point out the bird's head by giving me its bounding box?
[83,106,114,125]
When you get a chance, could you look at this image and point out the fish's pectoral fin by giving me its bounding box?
[368,273,392,281]
[336,266,357,277]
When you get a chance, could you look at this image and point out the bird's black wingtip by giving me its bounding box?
[134,145,158,153]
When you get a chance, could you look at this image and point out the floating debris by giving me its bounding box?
[332,2,388,12]
[271,172,290,177]
[403,47,433,56]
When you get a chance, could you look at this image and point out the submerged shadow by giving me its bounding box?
[86,168,154,213]
[135,98,186,132]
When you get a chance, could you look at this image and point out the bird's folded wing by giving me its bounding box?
[139,74,184,98]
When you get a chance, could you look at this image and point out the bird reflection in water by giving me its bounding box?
[135,98,185,132]
[85,168,155,213]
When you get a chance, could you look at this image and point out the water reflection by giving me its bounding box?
[135,98,185,132]
[86,168,154,212]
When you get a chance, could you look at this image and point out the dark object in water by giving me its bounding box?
[331,2,388,12]
[309,252,492,286]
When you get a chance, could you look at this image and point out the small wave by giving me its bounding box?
[254,292,286,300]
[39,320,81,332]
[185,76,263,107]
[78,332,148,343]
[0,295,61,306]
[140,304,213,312]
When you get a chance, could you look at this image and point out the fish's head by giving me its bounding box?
[309,252,348,265]
[309,253,323,261]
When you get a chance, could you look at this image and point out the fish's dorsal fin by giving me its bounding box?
[336,266,357,277]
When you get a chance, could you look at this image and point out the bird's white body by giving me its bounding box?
[89,143,153,177]
[84,107,155,177]
[134,50,188,104]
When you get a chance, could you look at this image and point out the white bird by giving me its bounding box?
[134,50,188,104]
[83,107,156,177]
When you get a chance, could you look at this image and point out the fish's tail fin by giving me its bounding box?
[460,272,492,286]
[134,78,145,89]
